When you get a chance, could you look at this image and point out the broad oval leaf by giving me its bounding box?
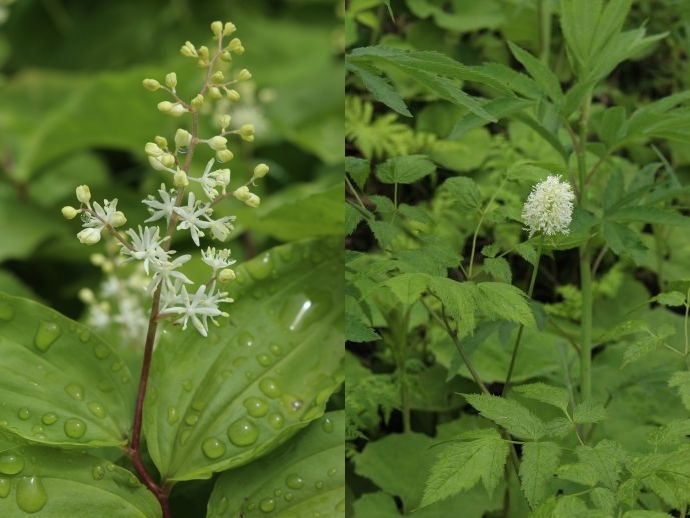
[206,411,344,517]
[0,293,135,447]
[144,237,344,481]
[0,437,159,517]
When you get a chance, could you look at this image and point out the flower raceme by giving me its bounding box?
[521,175,575,238]
[61,20,269,338]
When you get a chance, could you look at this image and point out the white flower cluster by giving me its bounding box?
[521,175,575,238]
[61,20,269,339]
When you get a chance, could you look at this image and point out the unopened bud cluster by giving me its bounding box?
[62,20,270,338]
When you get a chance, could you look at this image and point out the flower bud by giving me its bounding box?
[211,71,225,84]
[211,168,231,188]
[61,206,79,219]
[90,254,106,266]
[223,22,236,36]
[239,124,255,142]
[191,94,205,108]
[78,287,95,304]
[225,89,240,102]
[165,72,177,90]
[76,185,91,204]
[174,168,189,187]
[237,68,252,81]
[233,186,250,201]
[77,228,102,245]
[207,135,228,151]
[198,46,210,63]
[180,41,198,58]
[216,149,234,163]
[111,211,127,228]
[218,268,236,282]
[169,103,188,117]
[218,114,231,129]
[244,193,260,208]
[211,21,223,39]
[253,163,269,179]
[174,128,192,149]
[160,153,176,168]
[142,78,161,91]
[227,38,243,53]
[209,87,222,100]
[220,51,232,62]
[154,136,168,149]
[157,101,174,114]
[148,156,171,172]
[145,142,164,157]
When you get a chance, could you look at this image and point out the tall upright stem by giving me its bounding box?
[579,244,593,402]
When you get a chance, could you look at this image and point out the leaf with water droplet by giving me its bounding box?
[0,293,135,448]
[206,412,344,518]
[144,238,343,482]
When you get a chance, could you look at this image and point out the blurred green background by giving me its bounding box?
[0,0,344,319]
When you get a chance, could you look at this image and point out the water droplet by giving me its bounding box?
[87,401,106,418]
[237,331,254,348]
[0,302,15,321]
[259,497,276,513]
[0,454,24,475]
[31,425,44,436]
[285,474,304,490]
[0,478,9,498]
[233,356,248,367]
[17,408,30,420]
[245,370,256,381]
[274,488,282,497]
[322,417,334,433]
[105,462,115,472]
[120,374,131,385]
[184,414,199,426]
[92,465,105,480]
[227,418,259,446]
[314,480,324,489]
[110,361,124,373]
[167,406,179,425]
[15,476,47,513]
[64,383,84,401]
[246,252,273,280]
[327,467,337,477]
[256,353,272,367]
[283,492,293,502]
[285,397,303,412]
[93,343,110,360]
[41,413,58,426]
[34,321,61,352]
[178,429,191,446]
[243,397,269,418]
[269,343,283,356]
[201,437,226,459]
[278,291,331,333]
[259,378,281,398]
[64,418,86,439]
[267,413,285,430]
[191,399,206,412]
[182,379,193,392]
[78,330,90,343]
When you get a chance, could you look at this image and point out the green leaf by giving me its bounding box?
[623,511,676,518]
[375,155,436,184]
[476,282,535,328]
[652,291,687,307]
[0,293,135,447]
[144,238,343,482]
[345,203,365,236]
[449,98,533,139]
[463,394,545,440]
[368,220,402,249]
[421,428,509,507]
[383,273,430,306]
[427,278,477,337]
[669,371,690,412]
[598,106,627,146]
[572,399,607,425]
[482,258,512,283]
[621,325,675,369]
[602,220,648,265]
[576,439,626,489]
[438,176,482,212]
[206,412,344,518]
[609,205,690,226]
[0,439,159,517]
[346,61,412,117]
[513,383,570,414]
[345,156,371,190]
[519,441,561,508]
[507,42,562,102]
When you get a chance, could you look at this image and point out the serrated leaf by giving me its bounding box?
[345,156,371,190]
[572,400,607,425]
[206,412,344,518]
[623,511,675,518]
[507,42,562,102]
[515,242,538,267]
[383,273,430,305]
[669,371,690,412]
[519,441,561,508]
[0,439,159,517]
[144,238,343,482]
[652,291,686,307]
[513,383,570,414]
[438,176,482,212]
[556,462,599,486]
[368,220,402,249]
[598,319,649,343]
[345,312,380,343]
[602,220,648,265]
[482,257,512,283]
[421,428,509,507]
[345,203,365,236]
[427,277,477,337]
[576,439,627,489]
[476,282,535,328]
[0,293,135,447]
[599,106,627,147]
[346,61,412,117]
[609,205,690,226]
[590,487,616,514]
[449,98,533,139]
[463,393,545,440]
[621,335,663,369]
[375,155,436,184]
[398,203,433,225]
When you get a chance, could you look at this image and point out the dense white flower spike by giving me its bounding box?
[521,175,575,237]
[63,19,268,339]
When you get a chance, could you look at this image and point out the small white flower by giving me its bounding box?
[174,192,212,246]
[521,175,575,237]
[160,283,231,337]
[143,185,177,224]
[201,247,236,273]
[148,254,193,294]
[121,225,170,274]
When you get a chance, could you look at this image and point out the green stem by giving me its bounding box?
[502,236,544,396]
[579,244,593,402]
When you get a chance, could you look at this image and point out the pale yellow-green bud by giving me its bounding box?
[207,135,228,151]
[218,268,236,282]
[148,156,171,172]
[223,22,236,36]
[174,128,192,149]
[76,185,91,204]
[169,103,187,117]
[245,193,260,208]
[253,163,269,179]
[218,114,231,130]
[211,21,223,39]
[165,72,177,90]
[157,101,174,114]
[78,287,96,304]
[145,142,164,157]
[61,206,79,219]
[211,71,225,84]
[77,228,101,245]
[174,168,189,187]
[209,87,222,100]
[142,78,161,91]
[233,186,250,201]
[225,89,240,102]
[220,51,232,62]
[111,211,127,228]
[154,136,168,149]
[197,46,210,66]
[216,149,234,163]
[90,253,106,266]
[239,124,255,142]
[237,68,252,81]
[191,94,205,108]
[180,41,198,58]
[227,38,243,53]
[160,153,176,168]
